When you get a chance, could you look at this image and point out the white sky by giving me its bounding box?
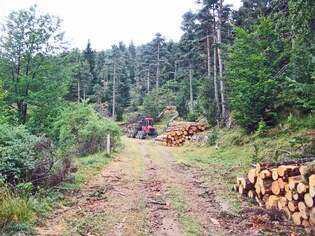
[0,0,241,50]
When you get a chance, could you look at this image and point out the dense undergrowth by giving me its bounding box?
[0,102,121,235]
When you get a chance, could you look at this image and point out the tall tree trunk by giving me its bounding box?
[77,79,80,102]
[189,63,193,112]
[17,101,27,124]
[217,0,226,123]
[213,36,220,121]
[156,42,160,90]
[147,69,150,94]
[112,63,116,120]
[207,35,212,83]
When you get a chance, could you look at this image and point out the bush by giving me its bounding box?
[207,130,219,146]
[0,124,39,183]
[78,116,121,156]
[187,112,199,122]
[53,102,96,148]
[53,102,121,155]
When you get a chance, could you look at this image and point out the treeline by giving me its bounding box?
[0,1,314,179]
[39,0,313,133]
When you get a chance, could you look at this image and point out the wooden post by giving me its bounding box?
[106,133,111,155]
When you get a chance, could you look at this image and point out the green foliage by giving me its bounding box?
[287,113,315,129]
[53,102,97,148]
[0,124,39,183]
[0,5,65,124]
[53,102,121,155]
[226,19,279,132]
[143,91,162,120]
[78,116,121,156]
[186,112,199,122]
[255,120,268,137]
[207,130,219,146]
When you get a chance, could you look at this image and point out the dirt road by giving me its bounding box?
[36,137,291,236]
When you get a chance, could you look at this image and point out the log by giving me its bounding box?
[298,201,307,214]
[265,195,279,209]
[304,193,314,208]
[288,201,298,212]
[288,176,303,190]
[309,175,315,187]
[285,191,293,201]
[293,192,304,201]
[272,169,279,180]
[310,208,315,226]
[292,212,302,225]
[277,165,300,178]
[277,178,286,190]
[277,196,288,210]
[248,169,257,183]
[259,169,272,179]
[259,179,273,195]
[302,219,310,227]
[297,182,308,194]
[248,190,255,199]
[282,207,292,220]
[256,158,315,170]
[271,181,282,195]
[310,186,315,197]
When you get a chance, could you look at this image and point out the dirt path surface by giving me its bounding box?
[36,137,287,236]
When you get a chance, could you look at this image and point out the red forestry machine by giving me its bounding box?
[127,117,158,139]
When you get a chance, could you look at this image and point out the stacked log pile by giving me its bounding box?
[155,121,208,146]
[234,159,315,227]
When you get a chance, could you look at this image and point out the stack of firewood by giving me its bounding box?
[234,159,315,227]
[155,121,208,146]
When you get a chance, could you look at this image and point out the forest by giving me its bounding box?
[0,0,314,235]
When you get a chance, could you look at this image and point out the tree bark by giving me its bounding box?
[217,0,226,124]
[189,63,193,112]
[213,36,220,120]
[156,41,160,90]
[112,63,116,120]
[147,69,150,94]
[77,79,80,102]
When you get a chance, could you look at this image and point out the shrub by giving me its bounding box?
[53,102,98,148]
[0,125,39,183]
[78,117,121,156]
[53,102,121,155]
[255,120,268,137]
[187,112,199,122]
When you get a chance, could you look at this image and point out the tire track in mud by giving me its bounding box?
[140,142,184,236]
